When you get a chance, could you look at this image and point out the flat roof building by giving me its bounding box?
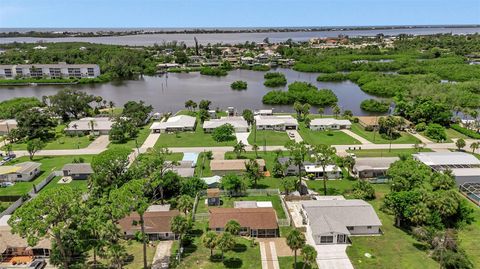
[150,115,197,133]
[0,63,100,79]
[203,116,249,133]
[255,115,298,131]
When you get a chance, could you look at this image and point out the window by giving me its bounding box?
[17,174,22,178]
[347,226,354,231]
[367,226,372,229]
[320,236,334,244]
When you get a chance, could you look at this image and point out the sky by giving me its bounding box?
[0,0,479,28]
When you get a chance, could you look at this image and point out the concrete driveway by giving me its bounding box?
[152,240,173,269]
[305,226,354,269]
[287,130,303,142]
[141,132,161,150]
[235,131,250,146]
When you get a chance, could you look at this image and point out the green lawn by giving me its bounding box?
[41,177,89,192]
[458,197,480,266]
[350,123,420,144]
[346,148,432,158]
[346,185,439,269]
[5,124,93,150]
[155,121,236,148]
[196,195,286,218]
[195,152,212,177]
[171,221,262,269]
[279,256,318,269]
[248,129,291,146]
[298,123,361,146]
[109,122,152,150]
[445,128,470,140]
[306,178,358,196]
[86,240,157,269]
[0,155,94,196]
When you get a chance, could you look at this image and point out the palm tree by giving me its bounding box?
[293,101,303,120]
[252,144,259,158]
[471,142,479,154]
[312,144,337,195]
[202,231,218,258]
[317,107,324,118]
[285,141,309,194]
[332,105,341,119]
[286,229,306,267]
[301,245,318,269]
[224,220,241,235]
[177,195,194,216]
[216,232,236,261]
[245,159,263,188]
[88,119,97,135]
[170,215,190,262]
[343,155,355,177]
[233,141,246,158]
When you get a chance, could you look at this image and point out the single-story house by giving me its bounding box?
[278,157,340,179]
[210,159,266,176]
[0,162,41,182]
[254,115,298,131]
[413,152,480,185]
[209,207,279,237]
[203,116,249,133]
[167,161,195,177]
[150,115,197,133]
[65,117,114,135]
[207,188,221,206]
[201,175,222,188]
[301,199,382,244]
[310,118,352,130]
[118,209,180,240]
[254,109,273,116]
[62,163,93,180]
[0,119,17,136]
[0,215,51,258]
[353,157,399,179]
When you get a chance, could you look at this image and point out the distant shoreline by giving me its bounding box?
[1,24,479,38]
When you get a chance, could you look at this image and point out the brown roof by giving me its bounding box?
[207,188,220,197]
[210,159,266,172]
[118,210,180,234]
[209,208,278,230]
[0,227,51,253]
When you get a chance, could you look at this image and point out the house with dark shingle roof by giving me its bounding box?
[209,207,279,237]
[118,209,180,240]
[62,163,94,180]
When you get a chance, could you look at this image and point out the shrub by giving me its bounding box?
[415,122,427,132]
[451,124,480,139]
[360,99,390,113]
[364,125,374,132]
[212,124,235,142]
[425,123,447,141]
[316,73,348,82]
[264,72,285,79]
[230,80,248,90]
[352,180,376,200]
[200,67,227,76]
[264,77,287,87]
[262,81,338,106]
[252,65,270,71]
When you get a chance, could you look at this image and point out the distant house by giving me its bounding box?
[254,109,273,116]
[0,119,17,136]
[62,163,94,180]
[65,117,114,135]
[278,157,340,179]
[310,118,352,130]
[255,115,298,131]
[353,157,399,179]
[207,188,221,206]
[167,161,195,177]
[201,175,222,188]
[203,116,249,133]
[150,115,197,133]
[0,162,41,182]
[210,159,266,176]
[209,208,279,237]
[301,200,382,244]
[118,209,180,240]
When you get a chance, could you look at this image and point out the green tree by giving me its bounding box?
[16,108,56,140]
[343,155,355,176]
[285,141,309,194]
[252,144,259,158]
[352,180,376,200]
[177,195,194,216]
[387,158,432,192]
[379,116,404,151]
[199,99,212,110]
[455,138,466,151]
[221,174,246,197]
[216,232,236,261]
[48,88,95,120]
[293,101,303,120]
[202,231,218,258]
[180,177,207,197]
[26,138,45,160]
[317,107,324,118]
[122,100,153,127]
[233,141,247,158]
[212,124,235,142]
[224,220,241,235]
[282,177,296,195]
[311,144,337,195]
[470,141,479,153]
[301,245,318,269]
[170,215,190,262]
[425,123,447,142]
[199,109,210,123]
[90,147,132,194]
[332,105,341,118]
[244,158,264,188]
[286,229,306,267]
[242,109,254,126]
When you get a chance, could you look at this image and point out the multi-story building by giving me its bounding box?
[0,62,100,79]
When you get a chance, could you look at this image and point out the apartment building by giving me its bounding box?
[0,62,100,79]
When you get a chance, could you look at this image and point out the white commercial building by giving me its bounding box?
[0,62,100,79]
[150,115,197,133]
[203,116,249,133]
[65,117,114,135]
[255,115,298,131]
[310,118,352,130]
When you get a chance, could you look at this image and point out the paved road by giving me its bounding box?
[340,129,371,144]
[260,241,280,269]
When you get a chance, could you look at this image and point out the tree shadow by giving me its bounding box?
[413,242,429,251]
[232,243,247,253]
[223,257,243,268]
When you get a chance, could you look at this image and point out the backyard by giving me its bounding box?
[350,123,420,144]
[248,129,291,146]
[346,148,432,158]
[298,123,361,146]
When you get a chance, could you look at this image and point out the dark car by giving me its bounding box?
[28,260,46,269]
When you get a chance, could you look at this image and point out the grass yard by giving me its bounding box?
[4,124,93,150]
[458,197,480,266]
[306,178,357,196]
[278,256,318,269]
[41,177,89,192]
[0,202,12,212]
[0,155,94,196]
[195,152,212,177]
[196,195,286,218]
[248,129,291,146]
[298,123,360,146]
[86,240,157,269]
[445,128,470,140]
[346,185,439,269]
[170,221,262,269]
[346,148,432,158]
[350,123,420,144]
[155,121,236,148]
[109,122,153,150]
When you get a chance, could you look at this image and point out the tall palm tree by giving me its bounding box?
[312,144,337,195]
[252,144,259,158]
[332,105,341,119]
[216,232,236,261]
[202,231,218,258]
[301,245,318,269]
[470,142,479,154]
[170,215,190,262]
[285,141,309,194]
[233,141,246,158]
[88,119,97,135]
[317,107,324,118]
[177,195,194,216]
[286,229,306,267]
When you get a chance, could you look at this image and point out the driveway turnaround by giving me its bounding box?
[340,129,371,144]
[235,131,251,146]
[152,240,173,269]
[287,130,303,142]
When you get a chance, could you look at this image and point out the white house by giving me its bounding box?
[310,118,352,131]
[255,115,298,131]
[301,199,382,244]
[65,117,114,135]
[0,162,41,182]
[304,164,341,179]
[203,116,249,133]
[150,115,197,133]
[0,63,100,79]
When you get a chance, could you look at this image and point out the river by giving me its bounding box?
[0,68,382,116]
[1,27,479,46]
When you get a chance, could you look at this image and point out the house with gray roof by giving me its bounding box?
[65,117,114,135]
[353,157,399,179]
[0,162,41,182]
[203,116,249,133]
[62,163,94,180]
[301,199,382,244]
[150,115,197,133]
[310,118,352,130]
[254,115,298,131]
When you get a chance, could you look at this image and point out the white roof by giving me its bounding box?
[254,115,298,126]
[413,152,480,166]
[354,157,399,171]
[450,168,480,177]
[65,117,113,131]
[147,204,170,212]
[150,115,196,130]
[201,175,222,185]
[0,215,10,227]
[304,164,338,173]
[203,116,248,129]
[311,118,352,126]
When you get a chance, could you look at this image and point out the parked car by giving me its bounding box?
[0,182,14,188]
[28,259,46,269]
